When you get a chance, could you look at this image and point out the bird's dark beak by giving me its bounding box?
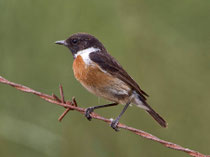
[55,40,68,46]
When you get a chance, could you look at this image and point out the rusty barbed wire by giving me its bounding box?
[0,76,208,157]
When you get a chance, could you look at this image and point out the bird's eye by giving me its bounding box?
[72,39,78,44]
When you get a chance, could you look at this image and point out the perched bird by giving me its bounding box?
[55,33,167,131]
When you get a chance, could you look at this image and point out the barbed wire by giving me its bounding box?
[0,76,208,157]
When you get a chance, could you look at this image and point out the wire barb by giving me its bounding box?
[0,75,208,157]
[58,101,73,122]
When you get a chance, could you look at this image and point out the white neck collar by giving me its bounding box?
[75,47,100,58]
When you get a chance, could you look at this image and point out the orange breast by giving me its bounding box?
[72,55,131,103]
[73,55,113,87]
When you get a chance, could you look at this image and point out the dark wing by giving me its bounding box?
[89,51,149,100]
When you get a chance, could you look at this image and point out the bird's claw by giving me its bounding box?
[110,119,120,131]
[85,107,94,121]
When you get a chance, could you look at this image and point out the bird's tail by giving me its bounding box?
[146,105,167,128]
[135,94,167,128]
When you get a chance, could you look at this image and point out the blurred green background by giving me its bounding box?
[0,0,210,156]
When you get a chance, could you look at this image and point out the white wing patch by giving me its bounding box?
[75,47,100,66]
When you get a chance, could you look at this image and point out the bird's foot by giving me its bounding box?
[85,107,94,121]
[110,118,120,131]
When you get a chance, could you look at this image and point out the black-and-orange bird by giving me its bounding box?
[55,33,167,131]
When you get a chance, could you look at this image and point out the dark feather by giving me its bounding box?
[138,94,167,127]
[89,51,149,100]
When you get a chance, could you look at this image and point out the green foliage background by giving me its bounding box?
[0,0,210,156]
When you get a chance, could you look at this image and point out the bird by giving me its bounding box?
[55,32,167,131]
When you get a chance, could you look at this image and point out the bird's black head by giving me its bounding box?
[55,33,105,58]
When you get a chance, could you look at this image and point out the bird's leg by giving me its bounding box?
[110,102,130,131]
[85,102,118,121]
